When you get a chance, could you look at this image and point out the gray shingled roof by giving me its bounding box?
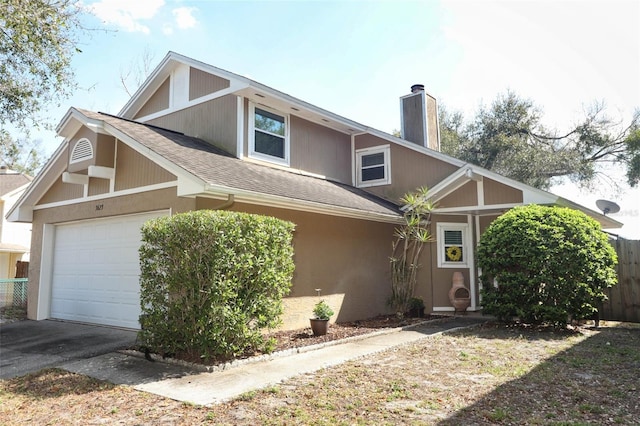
[0,171,32,197]
[78,109,402,219]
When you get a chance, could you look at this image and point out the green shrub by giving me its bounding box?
[479,205,617,326]
[312,300,334,320]
[138,210,295,360]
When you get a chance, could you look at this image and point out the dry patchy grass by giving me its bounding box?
[1,322,638,425]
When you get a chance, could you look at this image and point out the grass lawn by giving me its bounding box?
[1,321,638,425]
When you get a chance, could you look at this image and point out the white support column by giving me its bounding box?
[467,214,477,309]
[37,224,55,320]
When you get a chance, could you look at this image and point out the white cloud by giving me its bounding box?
[172,7,198,29]
[162,23,174,36]
[86,0,165,34]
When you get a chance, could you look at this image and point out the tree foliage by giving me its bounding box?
[0,130,42,175]
[138,210,295,361]
[440,91,640,190]
[478,205,617,327]
[0,0,83,130]
[389,187,434,314]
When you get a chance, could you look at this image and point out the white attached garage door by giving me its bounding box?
[50,211,167,329]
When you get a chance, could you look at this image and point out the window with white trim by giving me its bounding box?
[356,145,391,187]
[437,223,470,268]
[70,138,94,163]
[249,103,289,165]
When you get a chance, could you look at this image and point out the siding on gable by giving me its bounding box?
[95,133,116,168]
[354,133,459,203]
[88,177,109,196]
[438,181,478,208]
[146,94,238,155]
[483,177,523,204]
[134,77,170,119]
[189,67,230,100]
[114,141,176,191]
[37,175,84,205]
[289,116,351,183]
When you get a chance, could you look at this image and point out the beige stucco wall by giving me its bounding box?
[196,198,398,329]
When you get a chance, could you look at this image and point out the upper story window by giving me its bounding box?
[355,145,391,187]
[70,138,94,164]
[437,222,471,268]
[249,102,289,166]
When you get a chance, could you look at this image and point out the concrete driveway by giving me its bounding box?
[0,320,138,379]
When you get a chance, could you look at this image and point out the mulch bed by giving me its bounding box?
[267,314,443,353]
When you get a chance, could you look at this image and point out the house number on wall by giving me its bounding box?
[95,204,104,211]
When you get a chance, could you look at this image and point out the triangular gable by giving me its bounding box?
[426,164,622,229]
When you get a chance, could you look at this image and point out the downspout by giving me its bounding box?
[214,194,235,210]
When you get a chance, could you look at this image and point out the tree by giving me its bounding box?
[119,46,156,97]
[0,130,42,175]
[440,91,640,190]
[388,187,434,314]
[0,0,84,131]
[478,205,617,327]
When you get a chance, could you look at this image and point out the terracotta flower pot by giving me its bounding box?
[310,318,330,336]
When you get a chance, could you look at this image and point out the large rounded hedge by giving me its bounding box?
[478,205,617,326]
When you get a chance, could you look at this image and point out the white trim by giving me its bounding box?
[248,102,290,166]
[476,177,484,206]
[62,172,89,186]
[355,144,391,187]
[437,222,471,268]
[432,306,481,312]
[32,181,178,211]
[434,203,522,214]
[467,214,476,309]
[236,95,244,159]
[475,214,483,306]
[88,165,115,180]
[432,307,455,312]
[37,224,55,320]
[111,136,118,193]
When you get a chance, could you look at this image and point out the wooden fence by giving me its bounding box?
[600,238,640,323]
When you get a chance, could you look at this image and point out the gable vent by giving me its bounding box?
[70,138,94,163]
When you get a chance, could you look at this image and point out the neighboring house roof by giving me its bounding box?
[9,108,402,223]
[0,170,32,197]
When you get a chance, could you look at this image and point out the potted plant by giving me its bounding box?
[407,297,425,318]
[310,300,334,336]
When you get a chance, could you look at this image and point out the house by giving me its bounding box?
[8,52,622,330]
[0,167,32,308]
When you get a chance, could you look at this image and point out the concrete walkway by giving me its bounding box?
[126,316,486,406]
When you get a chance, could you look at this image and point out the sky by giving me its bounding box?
[25,0,640,238]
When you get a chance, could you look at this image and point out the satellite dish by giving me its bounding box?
[596,199,620,215]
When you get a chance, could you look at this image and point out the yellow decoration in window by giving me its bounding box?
[446,245,462,262]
